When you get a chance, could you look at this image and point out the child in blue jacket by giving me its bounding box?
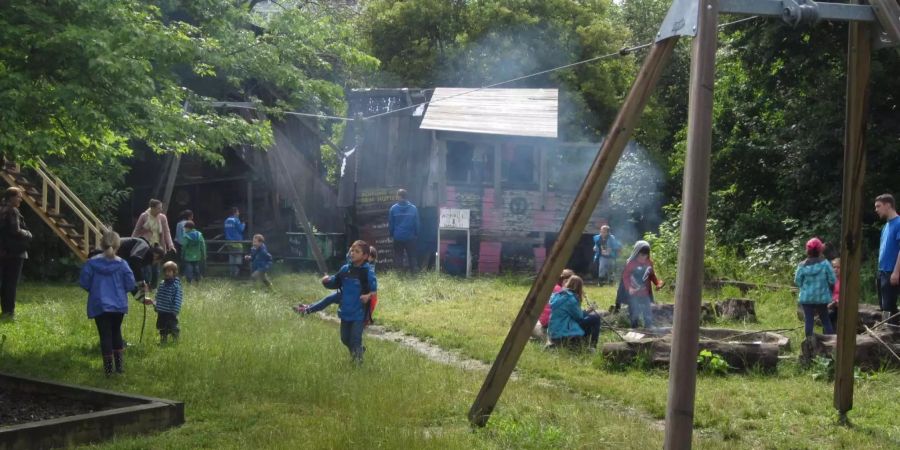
[794,237,836,337]
[154,261,184,344]
[79,231,136,376]
[296,240,377,364]
[245,234,273,290]
[548,275,601,351]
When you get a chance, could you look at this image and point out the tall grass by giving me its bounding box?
[358,271,900,449]
[0,279,665,449]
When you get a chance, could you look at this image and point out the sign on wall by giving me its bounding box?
[439,208,471,229]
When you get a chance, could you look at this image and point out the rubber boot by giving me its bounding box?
[113,349,125,374]
[103,354,114,376]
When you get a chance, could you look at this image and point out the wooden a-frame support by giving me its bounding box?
[470,0,880,448]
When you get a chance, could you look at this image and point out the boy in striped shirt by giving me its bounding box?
[154,261,184,344]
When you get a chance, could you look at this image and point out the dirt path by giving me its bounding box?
[312,313,665,430]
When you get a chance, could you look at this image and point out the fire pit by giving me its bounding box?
[601,327,790,372]
[0,373,183,450]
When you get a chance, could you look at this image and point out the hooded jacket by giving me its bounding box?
[389,200,419,241]
[79,254,136,318]
[794,258,836,304]
[224,214,245,241]
[322,262,377,322]
[182,229,207,262]
[548,289,585,339]
[250,243,273,272]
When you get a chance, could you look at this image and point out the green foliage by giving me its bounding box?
[697,349,731,376]
[0,0,377,165]
[810,356,834,382]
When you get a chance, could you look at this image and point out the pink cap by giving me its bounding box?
[806,237,824,252]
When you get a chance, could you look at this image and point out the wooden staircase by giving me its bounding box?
[0,160,105,262]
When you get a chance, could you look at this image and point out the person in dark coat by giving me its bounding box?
[0,187,31,320]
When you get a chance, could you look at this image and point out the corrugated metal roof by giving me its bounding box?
[420,88,558,138]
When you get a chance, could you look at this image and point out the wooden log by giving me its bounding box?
[600,339,779,372]
[835,8,872,418]
[715,298,757,322]
[665,1,718,446]
[810,330,900,371]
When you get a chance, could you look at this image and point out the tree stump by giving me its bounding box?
[715,298,757,321]
[803,328,900,370]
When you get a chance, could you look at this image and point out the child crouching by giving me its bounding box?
[154,261,184,343]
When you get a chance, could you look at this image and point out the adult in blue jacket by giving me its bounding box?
[80,231,136,375]
[223,206,246,277]
[548,276,601,350]
[593,225,622,285]
[389,189,419,273]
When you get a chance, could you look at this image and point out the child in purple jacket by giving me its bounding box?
[80,231,136,376]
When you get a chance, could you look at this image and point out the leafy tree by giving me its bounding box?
[0,0,377,166]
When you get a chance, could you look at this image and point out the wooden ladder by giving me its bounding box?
[0,159,105,262]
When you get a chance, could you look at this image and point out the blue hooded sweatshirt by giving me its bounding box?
[322,262,377,322]
[79,254,136,319]
[548,289,585,339]
[250,243,273,272]
[223,215,245,241]
[794,258,836,305]
[389,200,419,242]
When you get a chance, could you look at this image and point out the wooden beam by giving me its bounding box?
[467,36,679,427]
[834,7,872,421]
[664,1,719,448]
[271,149,329,275]
[161,154,181,215]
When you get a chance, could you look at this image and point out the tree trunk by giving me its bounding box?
[715,298,756,321]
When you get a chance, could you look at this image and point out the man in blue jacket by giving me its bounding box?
[224,206,246,277]
[593,225,622,285]
[389,189,419,273]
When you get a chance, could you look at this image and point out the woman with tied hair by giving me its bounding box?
[132,199,175,289]
[0,187,31,320]
[79,230,136,376]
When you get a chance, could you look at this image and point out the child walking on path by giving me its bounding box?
[296,240,377,364]
[548,275,601,351]
[621,241,664,329]
[245,234,273,290]
[794,238,836,337]
[79,231,136,375]
[154,261,184,344]
[181,221,206,284]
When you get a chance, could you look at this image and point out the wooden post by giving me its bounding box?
[272,149,329,275]
[467,36,679,427]
[834,7,872,421]
[664,1,719,448]
[161,154,180,215]
[247,179,254,233]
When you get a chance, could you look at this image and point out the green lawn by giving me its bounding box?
[303,271,900,450]
[1,278,664,450]
[2,273,898,449]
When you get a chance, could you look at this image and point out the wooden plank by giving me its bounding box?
[834,9,872,420]
[467,36,679,427]
[664,2,719,448]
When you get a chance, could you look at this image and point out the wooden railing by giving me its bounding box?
[33,159,106,255]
